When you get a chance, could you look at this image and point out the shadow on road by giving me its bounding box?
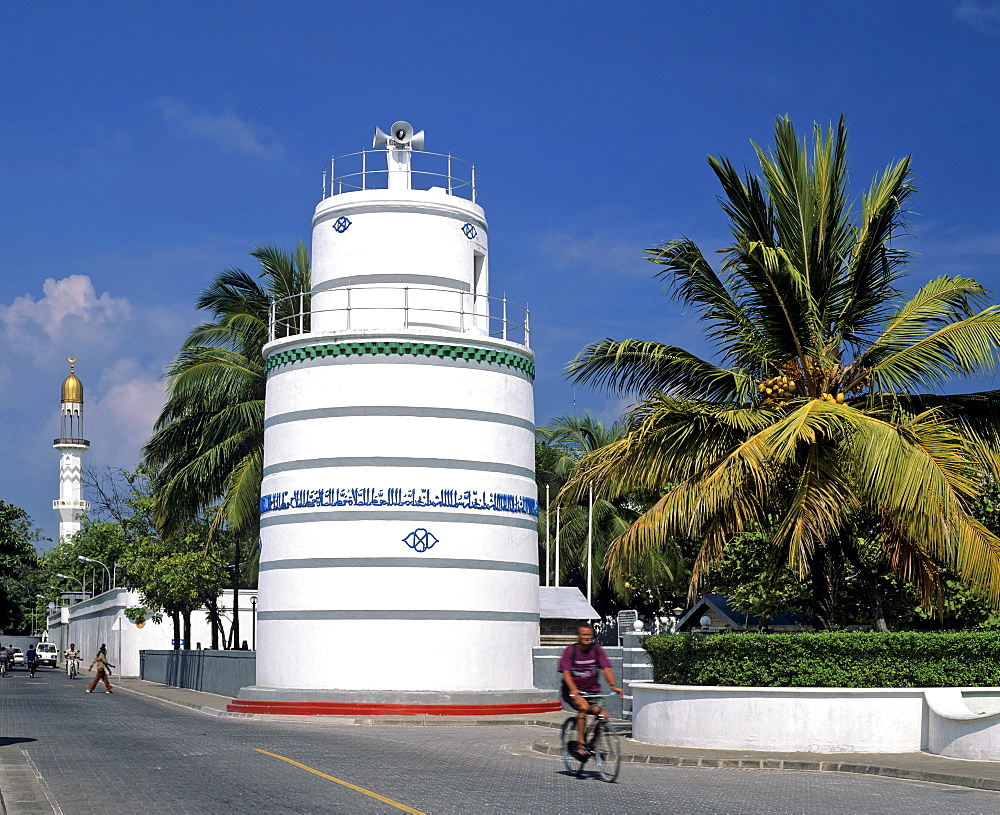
[0,737,37,747]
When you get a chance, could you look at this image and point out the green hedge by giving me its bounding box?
[643,632,1000,688]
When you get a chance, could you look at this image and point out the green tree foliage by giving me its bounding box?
[538,414,682,619]
[564,116,1000,630]
[144,244,311,538]
[40,466,248,650]
[0,500,42,633]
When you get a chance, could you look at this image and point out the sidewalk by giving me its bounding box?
[113,677,1000,794]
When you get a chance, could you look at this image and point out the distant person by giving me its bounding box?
[25,645,38,677]
[86,646,115,693]
[65,643,81,677]
[558,624,622,760]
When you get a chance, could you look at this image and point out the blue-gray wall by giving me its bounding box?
[140,642,652,716]
[140,650,256,698]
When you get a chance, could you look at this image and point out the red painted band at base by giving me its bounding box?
[226,699,562,716]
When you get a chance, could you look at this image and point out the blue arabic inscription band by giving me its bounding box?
[260,486,539,517]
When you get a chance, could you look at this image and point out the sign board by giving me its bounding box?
[617,609,638,644]
[111,616,124,631]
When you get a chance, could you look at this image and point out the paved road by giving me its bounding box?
[2,667,1000,815]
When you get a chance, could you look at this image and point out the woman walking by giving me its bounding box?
[86,644,114,693]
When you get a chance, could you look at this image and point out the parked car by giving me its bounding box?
[9,648,24,667]
[35,642,58,668]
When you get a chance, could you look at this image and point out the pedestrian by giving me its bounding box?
[86,645,115,693]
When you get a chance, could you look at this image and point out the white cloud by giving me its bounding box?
[89,361,166,468]
[0,275,132,351]
[955,1,1000,30]
[156,96,285,159]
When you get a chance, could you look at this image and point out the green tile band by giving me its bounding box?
[266,340,535,379]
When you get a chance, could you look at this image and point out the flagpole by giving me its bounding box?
[545,484,550,587]
[555,505,560,588]
[587,483,593,603]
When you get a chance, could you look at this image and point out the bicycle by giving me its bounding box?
[560,692,622,782]
[27,659,37,678]
[0,660,7,678]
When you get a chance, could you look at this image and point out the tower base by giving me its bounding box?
[229,686,560,716]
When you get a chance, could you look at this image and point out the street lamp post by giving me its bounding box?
[250,596,258,650]
[78,556,112,593]
[55,573,85,594]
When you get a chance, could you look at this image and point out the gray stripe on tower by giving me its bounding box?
[258,610,540,622]
[260,557,539,574]
[263,456,535,479]
[264,405,535,431]
[313,274,470,292]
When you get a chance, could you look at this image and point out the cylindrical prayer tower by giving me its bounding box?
[234,123,556,715]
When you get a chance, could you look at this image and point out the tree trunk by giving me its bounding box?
[870,589,889,632]
[231,538,241,651]
[171,610,181,649]
[810,546,836,631]
[182,610,192,650]
[207,596,220,650]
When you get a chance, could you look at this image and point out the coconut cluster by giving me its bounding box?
[758,374,798,408]
[757,358,870,409]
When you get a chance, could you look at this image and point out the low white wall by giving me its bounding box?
[631,683,928,753]
[926,688,1000,760]
[46,589,258,678]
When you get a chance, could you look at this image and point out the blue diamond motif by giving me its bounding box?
[461,222,477,239]
[333,216,352,233]
[402,528,439,553]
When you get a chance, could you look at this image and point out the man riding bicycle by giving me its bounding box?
[65,643,81,677]
[25,645,38,677]
[559,624,622,761]
[0,646,8,677]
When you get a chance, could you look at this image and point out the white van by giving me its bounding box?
[35,642,58,668]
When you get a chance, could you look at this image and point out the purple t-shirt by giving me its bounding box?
[558,642,610,693]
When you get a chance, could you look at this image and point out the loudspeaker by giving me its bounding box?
[373,126,390,148]
[390,121,414,142]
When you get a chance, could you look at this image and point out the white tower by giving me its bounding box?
[234,123,556,715]
[52,358,90,540]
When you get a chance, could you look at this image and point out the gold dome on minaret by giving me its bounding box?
[61,357,83,403]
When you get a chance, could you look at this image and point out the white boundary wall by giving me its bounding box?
[631,683,927,753]
[45,589,257,677]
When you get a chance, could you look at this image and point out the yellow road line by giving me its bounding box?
[254,748,426,814]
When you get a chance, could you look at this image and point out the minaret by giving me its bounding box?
[234,122,555,715]
[52,358,90,540]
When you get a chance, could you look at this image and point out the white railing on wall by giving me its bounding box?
[268,285,529,348]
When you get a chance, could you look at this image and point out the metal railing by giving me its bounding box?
[268,285,529,348]
[322,150,477,202]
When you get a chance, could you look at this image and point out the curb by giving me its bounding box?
[530,740,1000,793]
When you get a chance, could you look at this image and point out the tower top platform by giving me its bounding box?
[322,149,477,203]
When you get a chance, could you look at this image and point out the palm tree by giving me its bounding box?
[144,243,310,538]
[562,116,1000,630]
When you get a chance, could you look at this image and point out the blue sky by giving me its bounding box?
[2,1,999,544]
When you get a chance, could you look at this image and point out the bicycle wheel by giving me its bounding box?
[560,717,583,774]
[592,721,622,782]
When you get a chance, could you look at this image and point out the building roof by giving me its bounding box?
[677,594,812,630]
[538,586,598,620]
